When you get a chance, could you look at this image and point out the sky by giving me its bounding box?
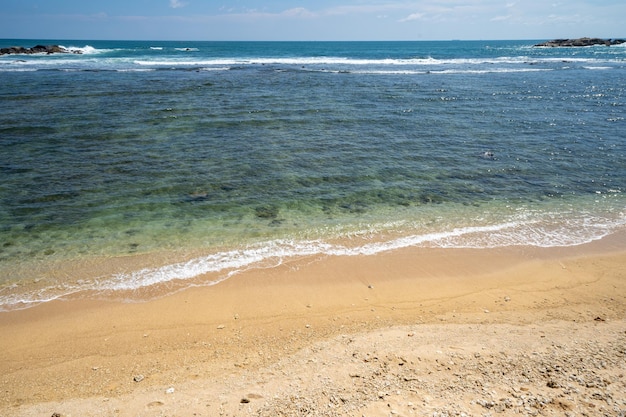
[1,0,625,41]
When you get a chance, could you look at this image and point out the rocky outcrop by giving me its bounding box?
[0,44,78,55]
[534,37,625,47]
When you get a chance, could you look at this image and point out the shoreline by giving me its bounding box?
[2,215,624,312]
[1,233,625,416]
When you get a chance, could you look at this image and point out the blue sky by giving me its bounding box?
[1,0,625,41]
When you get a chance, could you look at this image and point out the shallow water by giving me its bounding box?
[1,40,624,309]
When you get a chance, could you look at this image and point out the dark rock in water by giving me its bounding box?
[534,38,625,47]
[255,205,279,219]
[0,44,71,55]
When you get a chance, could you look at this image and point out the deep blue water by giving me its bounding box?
[1,40,624,309]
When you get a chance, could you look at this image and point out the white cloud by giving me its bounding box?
[170,0,187,9]
[281,8,317,18]
[399,13,425,22]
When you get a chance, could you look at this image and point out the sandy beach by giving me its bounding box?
[1,232,625,417]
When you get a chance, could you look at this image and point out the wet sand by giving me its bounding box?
[1,233,625,416]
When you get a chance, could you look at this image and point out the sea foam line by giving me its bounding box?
[131,56,617,68]
[0,213,623,311]
[70,214,626,293]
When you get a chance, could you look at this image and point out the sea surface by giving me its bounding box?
[1,39,624,310]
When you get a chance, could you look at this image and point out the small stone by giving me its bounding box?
[305,324,311,328]
[165,387,175,394]
[217,324,225,329]
[133,375,144,382]
[547,380,559,388]
[240,398,250,403]
[484,309,490,313]
[504,296,511,302]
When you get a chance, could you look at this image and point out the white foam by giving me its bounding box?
[4,52,610,73]
[117,68,157,72]
[0,68,37,72]
[89,212,626,293]
[129,56,509,67]
[0,210,623,312]
[351,70,428,75]
[0,282,83,312]
[199,67,231,72]
[430,68,552,74]
[58,45,107,55]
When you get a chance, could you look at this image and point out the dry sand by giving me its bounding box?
[1,233,625,416]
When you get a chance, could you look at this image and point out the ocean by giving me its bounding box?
[0,39,624,311]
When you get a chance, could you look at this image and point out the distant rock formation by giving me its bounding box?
[534,38,625,47]
[0,44,80,56]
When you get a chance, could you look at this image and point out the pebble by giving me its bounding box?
[165,387,175,394]
[252,323,625,417]
[133,375,144,383]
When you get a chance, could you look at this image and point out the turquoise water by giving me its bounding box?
[1,40,624,309]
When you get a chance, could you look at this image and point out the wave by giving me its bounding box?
[58,44,108,55]
[3,50,619,73]
[0,210,623,311]
[132,55,616,67]
[431,68,552,74]
[349,68,552,75]
[0,67,37,72]
[116,68,157,72]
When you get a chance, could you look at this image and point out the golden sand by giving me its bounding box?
[1,232,625,416]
